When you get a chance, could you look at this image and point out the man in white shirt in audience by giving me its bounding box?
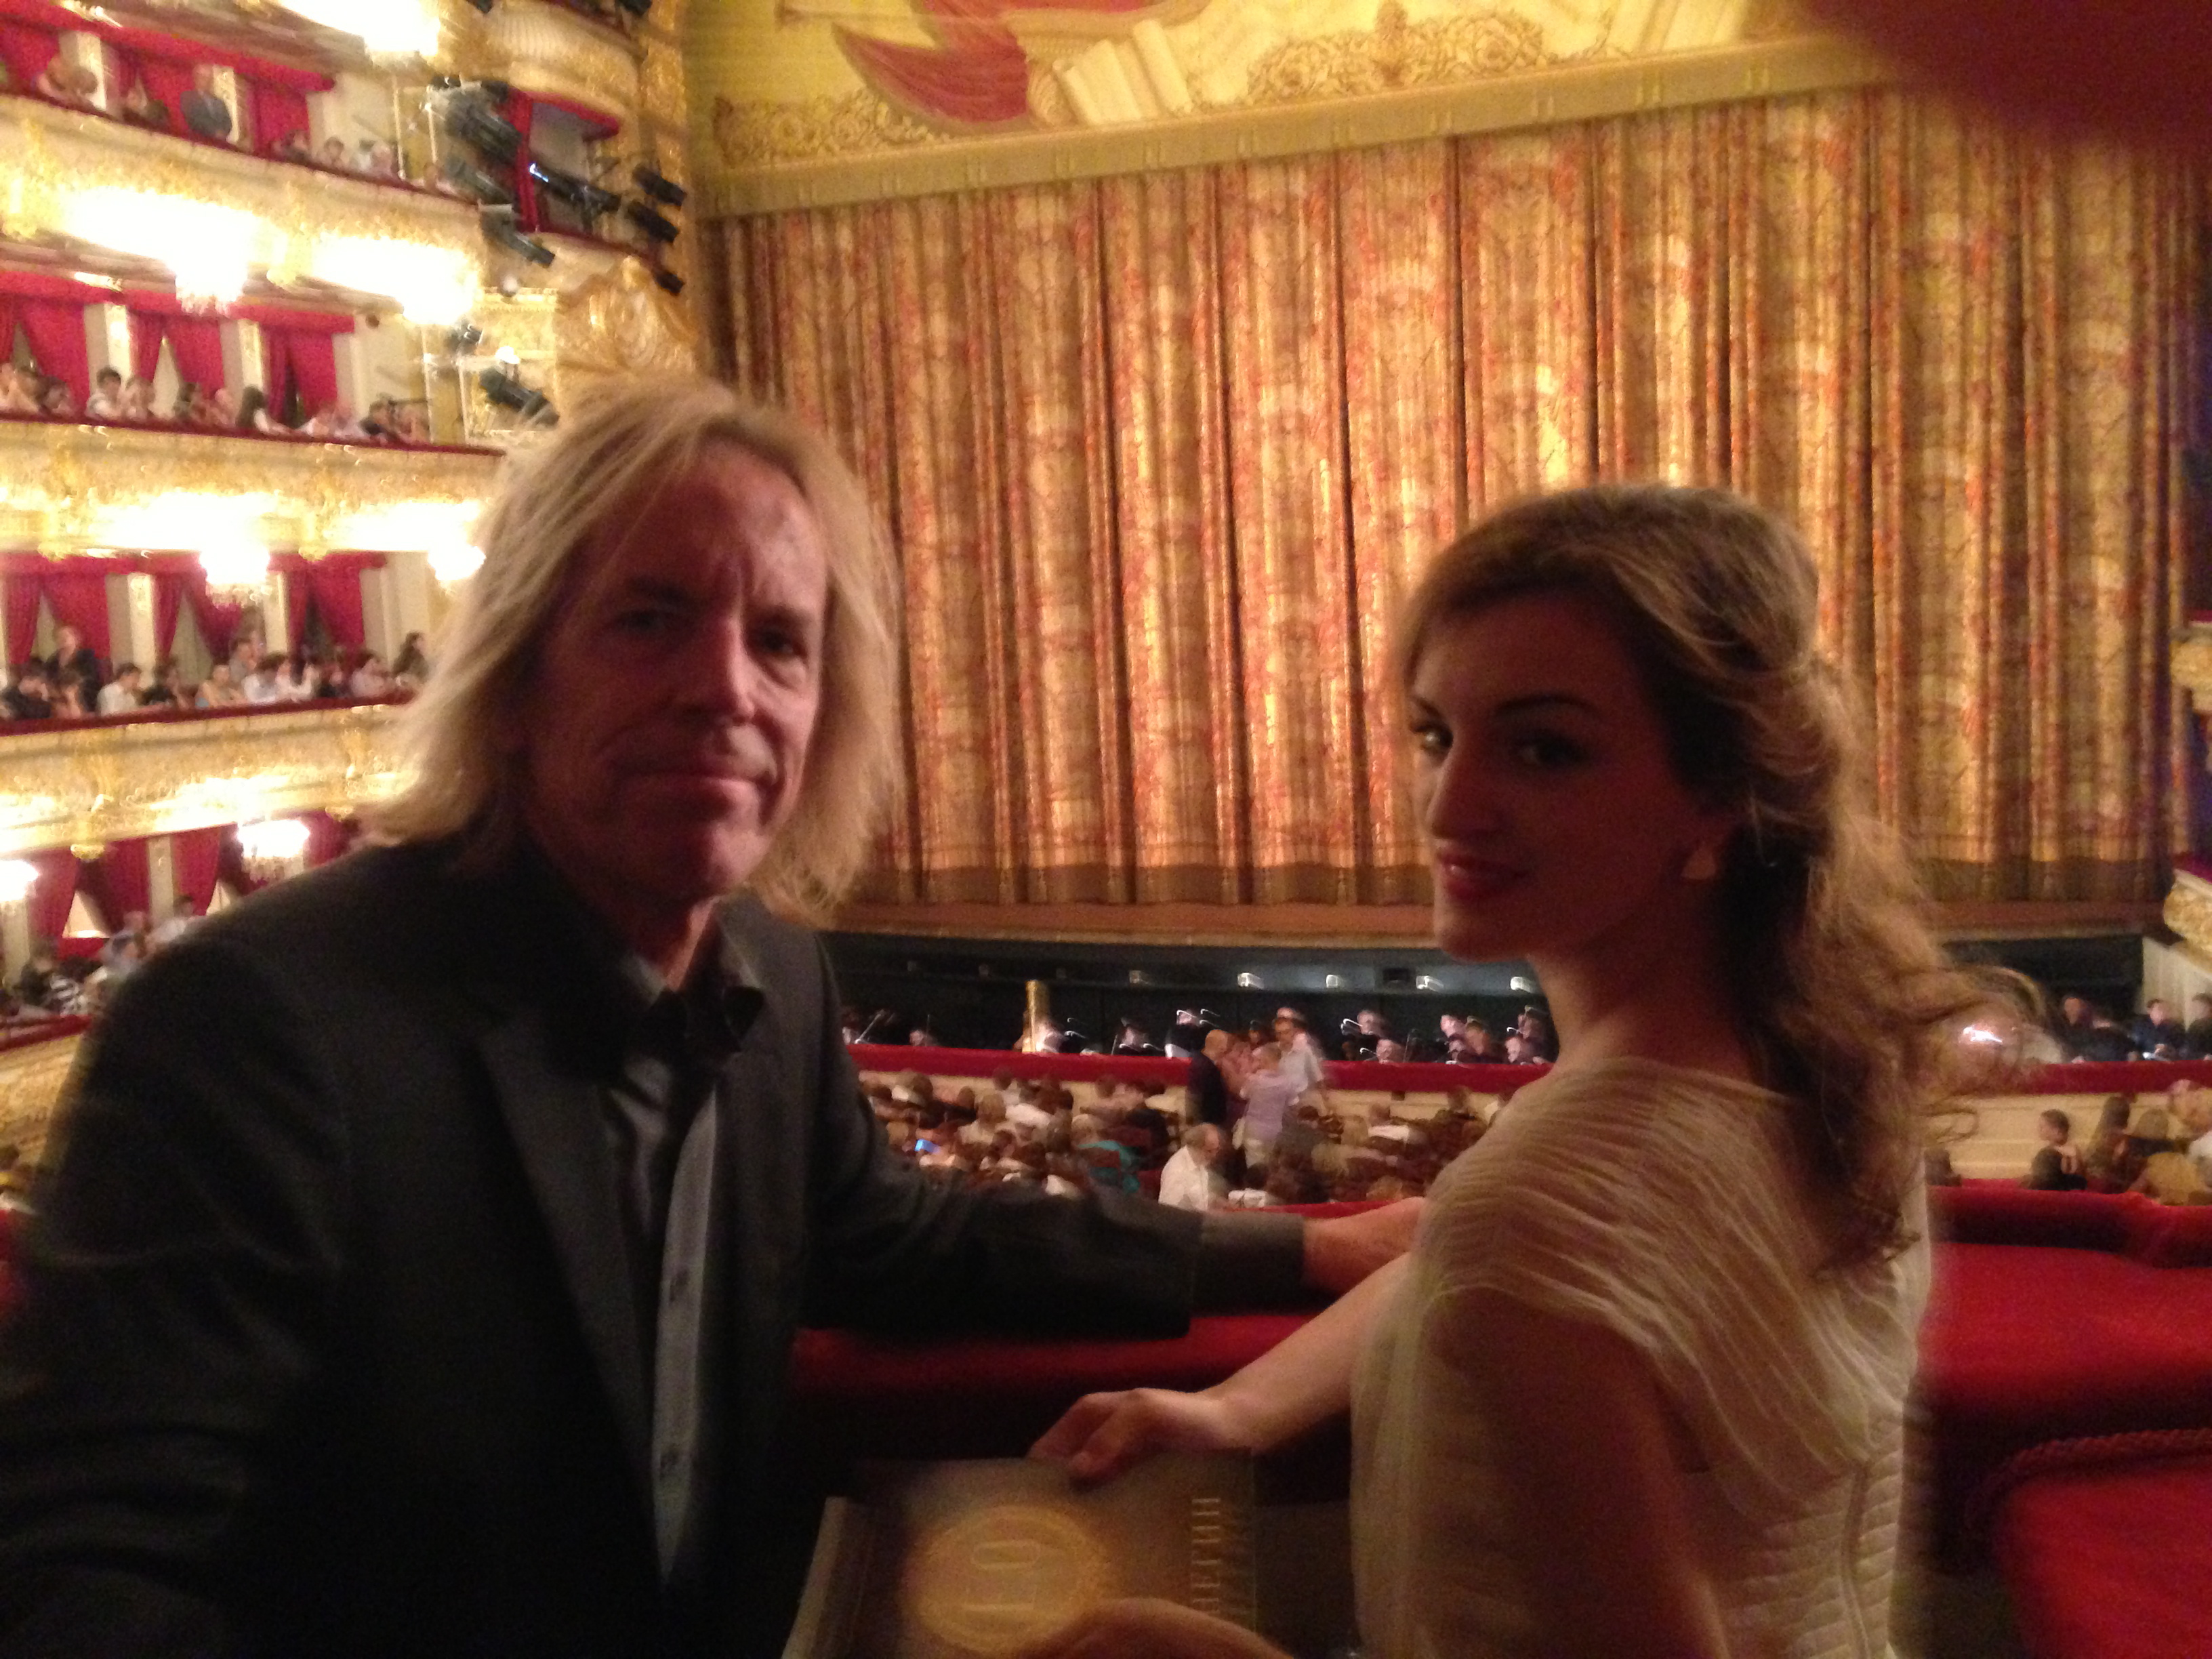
[1273,1006,1328,1099]
[1159,1124,1224,1212]
[95,663,142,716]
[85,369,123,422]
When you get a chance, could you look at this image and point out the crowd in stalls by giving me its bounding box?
[5,897,203,1023]
[1,361,433,449]
[861,1064,1496,1212]
[2016,1082,2212,1205]
[1,626,428,722]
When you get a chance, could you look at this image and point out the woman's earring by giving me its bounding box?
[1681,843,1721,882]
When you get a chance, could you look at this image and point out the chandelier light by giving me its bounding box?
[60,190,256,309]
[428,544,486,588]
[308,237,477,326]
[0,859,36,914]
[199,541,272,603]
[237,818,311,884]
[272,0,441,56]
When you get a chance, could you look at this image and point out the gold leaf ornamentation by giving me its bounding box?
[1242,3,1555,106]
[710,91,938,169]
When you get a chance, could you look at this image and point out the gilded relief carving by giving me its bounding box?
[1242,3,1551,103]
[0,707,407,859]
[2163,869,2212,958]
[554,257,704,390]
[0,1033,80,1166]
[711,91,939,169]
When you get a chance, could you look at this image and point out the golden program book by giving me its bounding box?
[781,1453,1258,1659]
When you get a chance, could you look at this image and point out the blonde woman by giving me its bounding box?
[1033,486,1992,1659]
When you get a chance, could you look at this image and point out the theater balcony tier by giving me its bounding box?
[0,96,483,314]
[0,417,498,554]
[0,703,403,859]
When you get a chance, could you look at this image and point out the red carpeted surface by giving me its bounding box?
[1989,1436,2212,1659]
[1918,1190,2212,1566]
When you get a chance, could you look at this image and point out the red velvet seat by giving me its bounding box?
[1987,1434,2212,1659]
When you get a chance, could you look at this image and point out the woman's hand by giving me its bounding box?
[1029,1387,1254,1483]
[1015,1598,1290,1659]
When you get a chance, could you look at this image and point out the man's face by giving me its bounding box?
[2062,996,2088,1023]
[2148,1000,2169,1022]
[56,628,78,654]
[516,444,829,928]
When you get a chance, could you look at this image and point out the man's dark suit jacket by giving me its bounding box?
[0,842,1218,1656]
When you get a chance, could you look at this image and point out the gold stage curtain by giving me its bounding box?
[719,89,2201,907]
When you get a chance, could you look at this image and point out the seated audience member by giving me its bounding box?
[0,364,37,414]
[96,663,143,716]
[1502,1031,1542,1064]
[1516,1006,1558,1062]
[2021,1107,2086,1191]
[272,655,314,701]
[2081,1094,2135,1189]
[362,140,401,180]
[39,378,77,419]
[210,388,239,427]
[1374,1038,1407,1063]
[2124,1107,2209,1204]
[2131,998,2187,1059]
[3,665,52,720]
[310,654,349,699]
[102,909,149,970]
[2072,1006,2133,1063]
[138,659,184,707]
[44,624,100,691]
[268,129,312,163]
[35,56,97,108]
[358,396,398,443]
[2184,992,2212,1060]
[241,654,287,704]
[237,386,282,435]
[1273,1103,1327,1168]
[84,367,123,421]
[196,662,246,708]
[1158,1124,1225,1212]
[1240,1044,1300,1168]
[11,940,68,1014]
[391,632,430,687]
[1460,1020,1500,1061]
[119,375,155,422]
[181,65,233,142]
[319,136,348,169]
[147,895,199,949]
[1271,1008,1327,1099]
[46,674,85,719]
[119,76,169,129]
[1070,1113,1139,1196]
[394,401,430,442]
[225,637,260,683]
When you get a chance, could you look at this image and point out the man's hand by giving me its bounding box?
[1016,1597,1290,1659]
[1029,1387,1254,1483]
[1300,1197,1422,1296]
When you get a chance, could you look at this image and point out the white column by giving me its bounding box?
[147,836,176,924]
[57,31,110,108]
[125,572,159,667]
[382,550,432,655]
[1,897,29,981]
[221,321,265,399]
[333,331,367,415]
[265,572,290,655]
[205,66,243,147]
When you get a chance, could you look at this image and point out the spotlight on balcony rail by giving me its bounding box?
[652,268,684,297]
[441,155,509,205]
[632,166,687,208]
[624,201,679,244]
[480,367,555,426]
[529,161,621,220]
[480,211,554,267]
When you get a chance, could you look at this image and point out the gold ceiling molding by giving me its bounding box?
[1242,3,1552,107]
[0,1028,80,1166]
[0,703,406,859]
[467,1,645,126]
[554,255,703,396]
[699,33,1892,216]
[0,99,483,278]
[0,419,499,555]
[2163,865,2212,964]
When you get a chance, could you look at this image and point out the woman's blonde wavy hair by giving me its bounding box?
[1393,484,1999,1271]
[373,376,901,923]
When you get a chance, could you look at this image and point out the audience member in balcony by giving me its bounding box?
[2184,992,2212,1059]
[43,624,100,693]
[2021,1107,2086,1191]
[241,654,287,704]
[268,129,312,164]
[35,56,97,109]
[96,663,143,716]
[0,363,36,414]
[1159,1124,1225,1212]
[2083,1093,2143,1190]
[138,659,184,708]
[272,655,314,701]
[237,386,282,436]
[47,672,85,718]
[2074,1005,2133,1062]
[391,631,431,688]
[37,377,76,419]
[181,65,232,142]
[2054,991,2096,1057]
[3,664,52,720]
[2130,997,2186,1059]
[1374,1038,1407,1063]
[11,940,69,1014]
[362,140,401,181]
[118,375,154,422]
[210,388,239,428]
[119,75,168,129]
[346,652,391,699]
[146,894,201,951]
[173,382,205,424]
[84,368,123,422]
[319,135,347,169]
[195,661,247,708]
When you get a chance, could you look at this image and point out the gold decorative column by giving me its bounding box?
[2160,620,2212,966]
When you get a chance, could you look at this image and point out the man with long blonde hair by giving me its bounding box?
[0,377,1409,1656]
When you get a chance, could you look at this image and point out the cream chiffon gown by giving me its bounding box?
[1351,1059,1929,1659]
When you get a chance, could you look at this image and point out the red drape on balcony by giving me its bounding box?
[263,325,343,415]
[10,299,90,401]
[22,848,79,945]
[249,79,308,152]
[115,49,195,138]
[0,16,59,89]
[3,572,39,674]
[496,87,621,234]
[131,307,225,393]
[36,569,110,661]
[76,838,152,930]
[172,564,248,655]
[277,552,381,651]
[301,811,356,869]
[168,827,224,912]
[0,554,112,663]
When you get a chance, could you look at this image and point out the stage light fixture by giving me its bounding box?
[652,268,684,297]
[632,165,686,208]
[528,161,621,220]
[624,201,679,244]
[480,367,555,425]
[441,155,509,205]
[480,211,554,266]
[445,321,484,353]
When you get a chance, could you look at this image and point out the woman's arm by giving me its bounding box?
[1031,1253,1408,1479]
[1436,1289,1729,1659]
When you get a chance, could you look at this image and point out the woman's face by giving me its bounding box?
[1407,590,1732,966]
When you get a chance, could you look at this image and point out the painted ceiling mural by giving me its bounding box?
[693,0,1817,169]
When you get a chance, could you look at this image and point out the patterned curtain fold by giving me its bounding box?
[720,88,2203,907]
